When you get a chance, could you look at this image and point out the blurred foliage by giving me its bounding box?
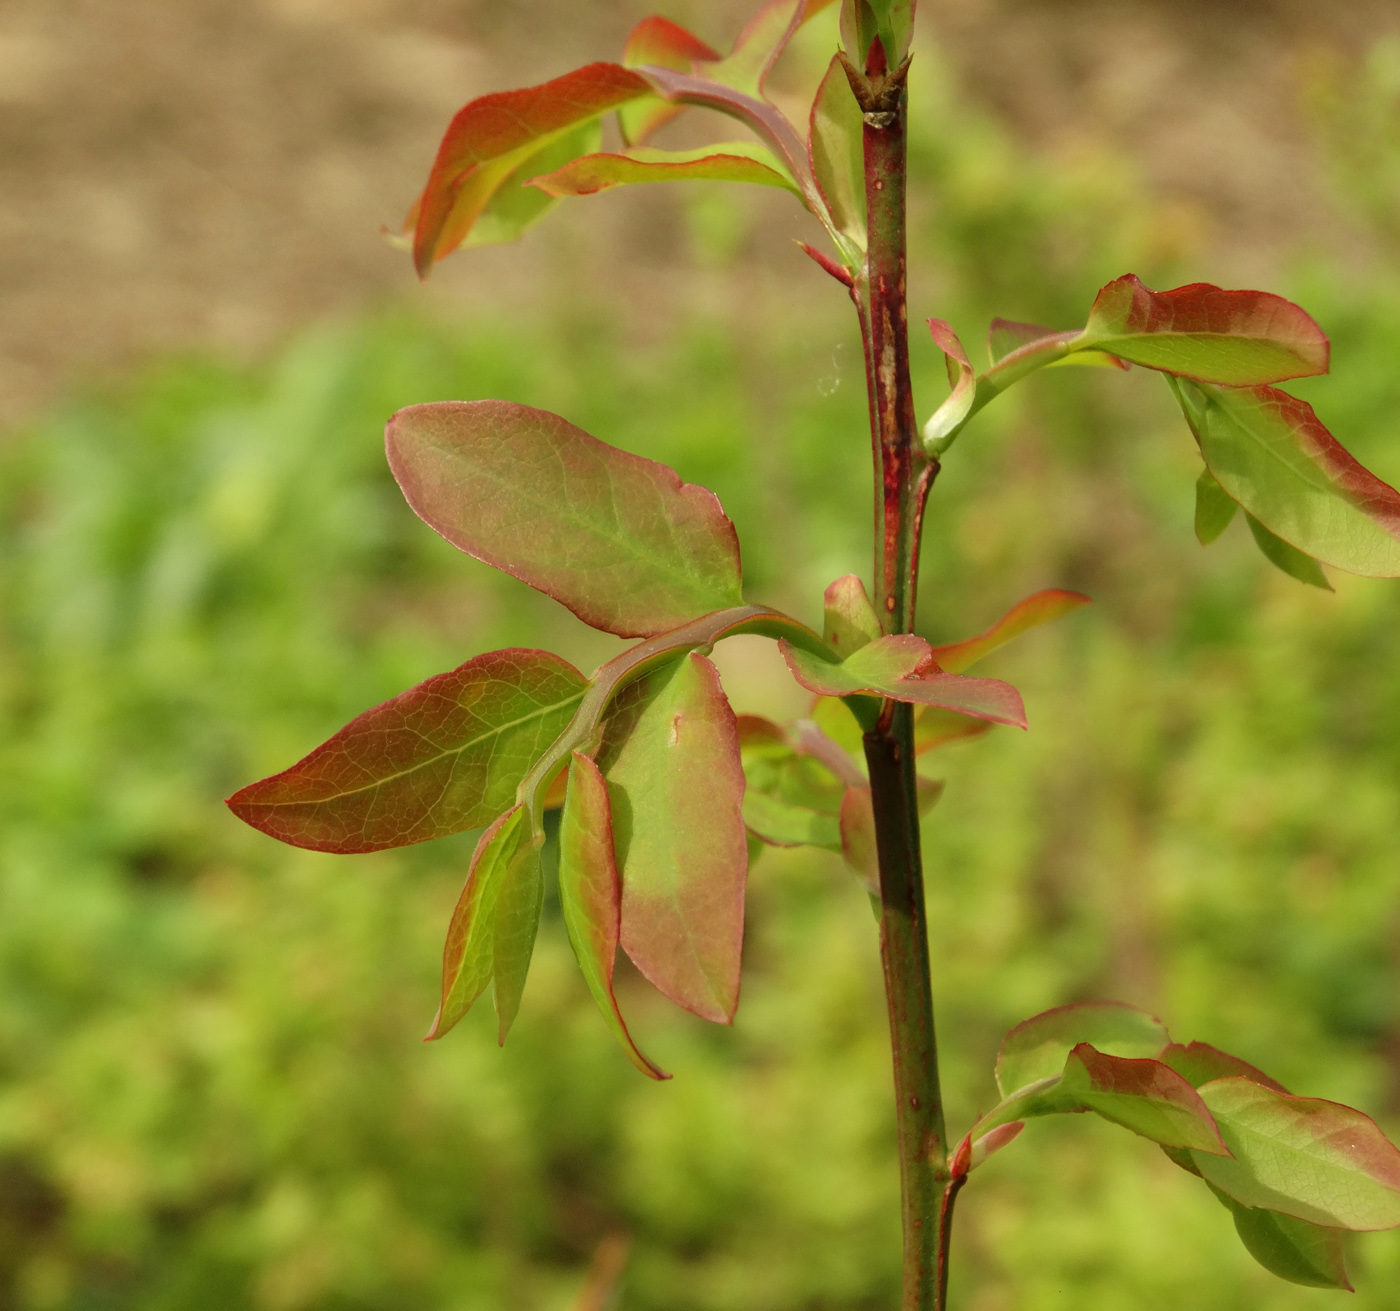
[4,33,1400,1311]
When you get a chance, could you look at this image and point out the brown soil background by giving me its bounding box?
[3,0,1398,420]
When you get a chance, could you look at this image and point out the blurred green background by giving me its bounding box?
[5,5,1400,1309]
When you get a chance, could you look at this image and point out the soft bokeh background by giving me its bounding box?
[5,2,1400,1307]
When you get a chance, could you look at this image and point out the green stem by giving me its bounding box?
[851,47,951,1311]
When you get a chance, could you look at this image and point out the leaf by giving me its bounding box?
[996,1001,1169,1097]
[839,785,879,893]
[558,752,669,1079]
[913,706,994,754]
[601,653,749,1024]
[709,0,839,99]
[1076,275,1331,384]
[924,321,976,449]
[745,790,843,849]
[465,121,602,247]
[428,807,528,1040]
[1194,467,1239,545]
[619,15,721,146]
[780,634,1027,727]
[1159,1041,1289,1093]
[929,589,1091,674]
[969,1122,1025,1170]
[808,53,866,258]
[227,650,587,853]
[1211,1187,1352,1290]
[492,834,544,1044]
[1024,1045,1228,1154]
[528,142,800,198]
[737,715,843,850]
[409,63,652,275]
[1246,512,1333,590]
[840,0,914,66]
[822,574,883,657]
[988,318,1128,371]
[387,401,744,638]
[1192,1078,1400,1230]
[1171,378,1400,576]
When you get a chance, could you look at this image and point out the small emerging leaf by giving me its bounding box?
[781,635,1027,727]
[970,1121,1025,1171]
[1077,275,1331,384]
[387,401,744,638]
[1246,512,1332,590]
[529,142,800,198]
[930,589,1091,674]
[1172,378,1400,577]
[558,752,668,1079]
[923,320,976,449]
[227,649,587,853]
[996,1001,1169,1097]
[839,785,879,894]
[1212,1188,1352,1290]
[840,0,914,66]
[1193,1077,1400,1231]
[823,574,883,657]
[602,653,749,1024]
[1194,467,1239,545]
[808,54,866,258]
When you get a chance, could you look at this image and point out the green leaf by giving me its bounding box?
[822,574,883,657]
[1209,1186,1352,1290]
[736,715,845,850]
[600,653,749,1024]
[466,121,602,247]
[808,54,866,259]
[558,751,669,1079]
[1075,275,1331,384]
[529,142,800,198]
[1159,1041,1289,1093]
[996,1001,1169,1097]
[227,649,587,853]
[387,401,744,638]
[923,321,976,449]
[930,589,1091,674]
[427,807,528,1040]
[745,790,842,849]
[619,15,721,146]
[1194,467,1239,545]
[1192,1078,1400,1230]
[1171,378,1400,577]
[840,0,914,65]
[1021,1045,1228,1154]
[988,318,1128,371]
[1246,512,1333,590]
[492,834,543,1044]
[780,634,1027,727]
[409,63,652,275]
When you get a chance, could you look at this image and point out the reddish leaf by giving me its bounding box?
[808,54,865,259]
[1173,378,1400,577]
[601,653,748,1024]
[822,574,882,658]
[780,634,1027,728]
[923,320,976,448]
[227,650,587,853]
[529,143,798,198]
[427,807,528,1040]
[1193,1078,1400,1230]
[1079,275,1330,384]
[1160,1041,1289,1093]
[930,589,1091,674]
[558,752,669,1079]
[619,15,720,145]
[387,401,744,638]
[410,63,651,275]
[996,1001,1169,1097]
[709,0,838,98]
[970,1121,1025,1171]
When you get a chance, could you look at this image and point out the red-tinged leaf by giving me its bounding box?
[1193,1078,1400,1230]
[1210,1187,1353,1290]
[427,807,527,1040]
[619,17,719,145]
[797,241,855,285]
[1077,275,1330,384]
[923,320,976,448]
[1194,467,1238,545]
[708,0,838,99]
[387,401,744,638]
[822,574,883,658]
[1172,378,1400,576]
[913,706,994,754]
[839,786,879,893]
[996,1001,1169,1097]
[558,752,668,1079]
[1160,1041,1289,1093]
[808,54,865,259]
[930,589,1091,675]
[492,832,544,1044]
[1246,512,1333,590]
[1039,1045,1229,1154]
[841,0,915,66]
[227,650,587,853]
[410,63,651,275]
[780,635,1027,728]
[529,142,799,198]
[463,120,602,248]
[601,653,748,1023]
[970,1121,1025,1171]
[988,318,1128,371]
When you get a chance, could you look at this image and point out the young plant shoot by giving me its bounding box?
[228,2,1400,1306]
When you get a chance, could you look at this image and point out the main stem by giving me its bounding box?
[852,53,953,1311]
